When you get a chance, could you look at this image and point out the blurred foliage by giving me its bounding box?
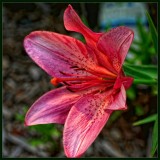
[124,64,157,80]
[123,64,157,85]
[146,12,157,53]
[134,105,145,116]
[130,11,158,156]
[15,106,28,122]
[126,86,136,100]
[16,106,61,149]
[133,114,158,157]
[126,20,156,65]
[28,124,61,148]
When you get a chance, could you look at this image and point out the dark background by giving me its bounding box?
[3,3,157,158]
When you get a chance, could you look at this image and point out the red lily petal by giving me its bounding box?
[122,77,134,89]
[63,92,113,158]
[64,5,103,45]
[107,85,127,110]
[97,26,134,72]
[67,79,114,92]
[25,87,83,126]
[94,48,117,74]
[114,76,134,90]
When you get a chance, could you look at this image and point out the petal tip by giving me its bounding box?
[64,4,73,17]
[24,119,29,126]
[24,113,33,126]
[23,31,39,50]
[67,4,73,9]
[64,147,82,158]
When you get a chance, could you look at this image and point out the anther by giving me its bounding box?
[50,78,59,86]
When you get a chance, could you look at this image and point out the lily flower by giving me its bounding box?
[24,5,134,158]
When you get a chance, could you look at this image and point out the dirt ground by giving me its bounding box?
[2,3,157,158]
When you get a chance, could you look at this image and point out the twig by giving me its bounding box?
[96,139,127,157]
[2,119,8,157]
[146,129,152,157]
[6,133,49,157]
[9,147,23,157]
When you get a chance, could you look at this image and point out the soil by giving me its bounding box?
[2,3,157,158]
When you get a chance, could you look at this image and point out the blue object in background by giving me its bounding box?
[99,2,148,30]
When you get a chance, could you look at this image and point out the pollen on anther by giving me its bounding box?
[50,78,58,86]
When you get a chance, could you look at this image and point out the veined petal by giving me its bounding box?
[25,87,83,126]
[97,26,134,72]
[87,45,117,75]
[107,85,127,110]
[114,75,134,90]
[63,92,113,158]
[64,5,103,45]
[122,77,133,89]
[67,79,114,92]
[24,31,114,79]
[24,31,95,78]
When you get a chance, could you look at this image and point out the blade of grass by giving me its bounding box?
[133,114,157,126]
[151,115,158,156]
[146,12,157,53]
[124,64,157,79]
[123,65,157,83]
[133,79,157,85]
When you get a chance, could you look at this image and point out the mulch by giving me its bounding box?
[3,3,157,158]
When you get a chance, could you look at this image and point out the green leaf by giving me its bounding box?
[123,64,157,84]
[133,79,157,85]
[133,114,157,126]
[133,18,156,64]
[146,12,157,53]
[124,64,157,79]
[151,115,158,156]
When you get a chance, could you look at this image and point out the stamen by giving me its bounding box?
[50,76,115,88]
[50,76,104,86]
[50,78,59,86]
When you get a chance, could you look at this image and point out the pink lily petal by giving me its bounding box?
[97,26,134,72]
[64,5,103,45]
[63,92,113,158]
[24,31,94,78]
[107,85,127,110]
[25,87,83,126]
[24,31,115,79]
